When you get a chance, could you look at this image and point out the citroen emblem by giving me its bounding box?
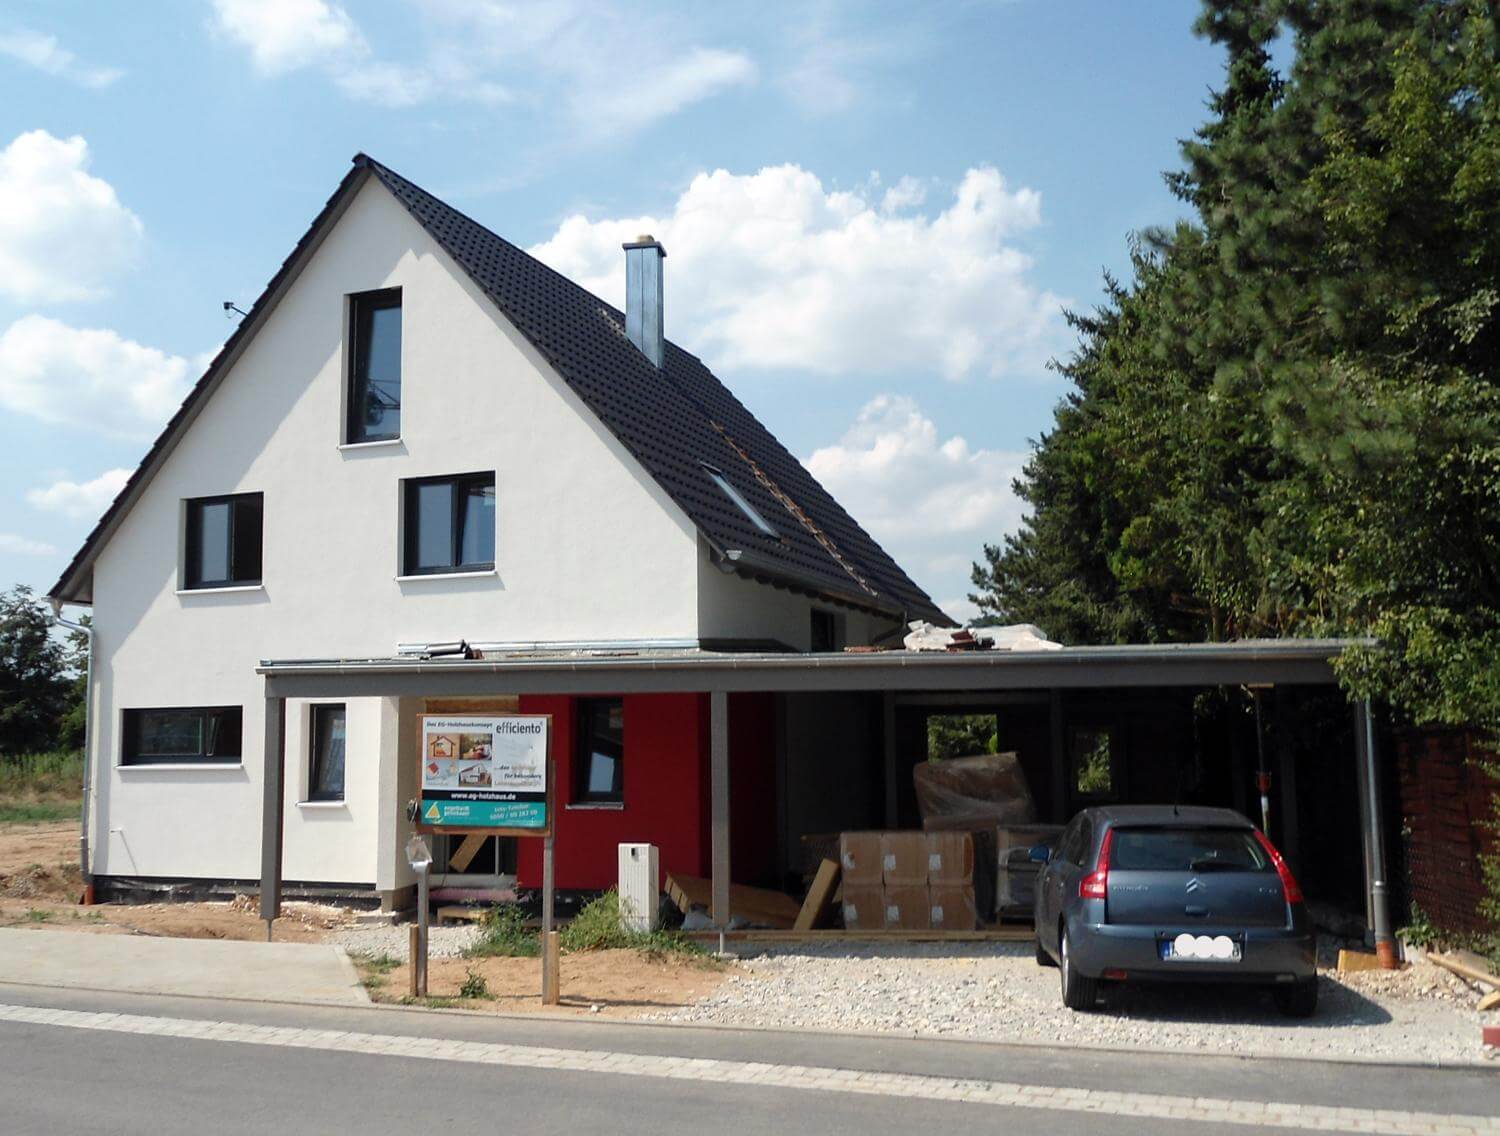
[1185,877,1203,893]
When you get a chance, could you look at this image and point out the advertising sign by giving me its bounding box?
[417,715,551,835]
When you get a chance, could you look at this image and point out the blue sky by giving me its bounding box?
[0,0,1224,621]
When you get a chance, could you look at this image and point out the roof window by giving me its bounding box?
[702,463,778,538]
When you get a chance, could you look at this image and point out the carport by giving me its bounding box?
[255,639,1394,956]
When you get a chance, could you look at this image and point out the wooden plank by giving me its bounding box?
[1478,990,1500,1012]
[424,697,520,714]
[447,833,487,873]
[1338,948,1384,974]
[666,871,801,929]
[436,905,487,924]
[1430,952,1499,989]
[793,859,841,932]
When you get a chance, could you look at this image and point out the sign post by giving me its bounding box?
[416,713,554,1003]
[404,834,433,997]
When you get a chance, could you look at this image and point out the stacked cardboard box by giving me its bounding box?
[839,831,978,931]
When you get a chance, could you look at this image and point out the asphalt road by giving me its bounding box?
[0,981,1494,1135]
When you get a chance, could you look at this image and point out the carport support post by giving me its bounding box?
[710,690,730,952]
[1354,698,1398,968]
[259,690,287,942]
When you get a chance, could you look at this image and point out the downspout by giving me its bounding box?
[47,599,94,901]
[1355,698,1397,968]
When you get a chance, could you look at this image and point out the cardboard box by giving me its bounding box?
[840,832,885,887]
[929,884,978,930]
[880,832,930,886]
[925,831,975,884]
[882,885,931,930]
[840,886,885,930]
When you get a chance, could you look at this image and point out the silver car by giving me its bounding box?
[1033,805,1317,1015]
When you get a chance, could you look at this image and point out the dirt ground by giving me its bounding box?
[362,949,733,1018]
[0,820,351,942]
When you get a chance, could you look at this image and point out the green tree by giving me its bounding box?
[971,0,1500,946]
[0,585,75,755]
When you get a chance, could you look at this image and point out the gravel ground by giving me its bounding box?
[647,941,1492,1065]
[330,923,482,962]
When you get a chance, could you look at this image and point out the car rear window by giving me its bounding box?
[1110,826,1271,872]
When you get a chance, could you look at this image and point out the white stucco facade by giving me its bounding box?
[79,177,869,891]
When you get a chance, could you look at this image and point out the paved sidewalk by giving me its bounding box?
[0,928,367,1005]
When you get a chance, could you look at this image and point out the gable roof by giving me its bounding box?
[50,154,951,627]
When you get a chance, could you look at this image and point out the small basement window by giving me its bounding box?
[402,472,496,575]
[702,463,778,538]
[574,698,624,804]
[122,706,243,765]
[346,288,402,443]
[308,704,347,802]
[184,493,262,589]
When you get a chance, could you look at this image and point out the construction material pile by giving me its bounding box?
[839,831,977,931]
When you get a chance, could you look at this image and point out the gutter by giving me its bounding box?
[47,599,94,896]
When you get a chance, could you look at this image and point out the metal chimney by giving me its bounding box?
[622,234,666,368]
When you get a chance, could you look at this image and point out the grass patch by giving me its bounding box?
[559,890,707,959]
[0,801,79,823]
[25,908,51,923]
[0,751,83,825]
[465,904,539,958]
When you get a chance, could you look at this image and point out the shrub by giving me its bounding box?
[458,966,490,1000]
[466,903,538,958]
[559,889,704,958]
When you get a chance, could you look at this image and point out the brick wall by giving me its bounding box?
[1393,727,1498,936]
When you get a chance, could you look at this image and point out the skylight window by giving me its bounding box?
[703,463,779,538]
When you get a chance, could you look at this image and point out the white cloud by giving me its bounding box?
[0,28,123,88]
[0,316,194,440]
[209,0,752,128]
[0,533,58,557]
[209,0,363,75]
[530,164,1063,380]
[26,468,131,520]
[587,47,756,136]
[804,396,1027,622]
[0,131,143,304]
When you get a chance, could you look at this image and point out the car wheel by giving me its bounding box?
[1059,927,1098,1011]
[1273,977,1318,1018]
[1035,933,1057,967]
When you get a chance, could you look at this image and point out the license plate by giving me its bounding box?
[1160,933,1243,962]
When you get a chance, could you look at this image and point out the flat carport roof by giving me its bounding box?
[256,638,1360,697]
[254,637,1393,961]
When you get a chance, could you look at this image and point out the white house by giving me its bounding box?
[48,155,948,907]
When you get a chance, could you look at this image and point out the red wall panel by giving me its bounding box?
[515,693,710,891]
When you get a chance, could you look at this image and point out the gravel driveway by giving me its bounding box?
[330,923,481,962]
[649,941,1490,1065]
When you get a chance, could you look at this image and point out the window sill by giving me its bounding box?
[395,570,497,582]
[175,584,265,596]
[116,763,243,772]
[566,801,625,811]
[338,438,403,451]
[296,799,348,809]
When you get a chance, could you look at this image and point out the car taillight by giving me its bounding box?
[1253,829,1303,904]
[1079,828,1114,899]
